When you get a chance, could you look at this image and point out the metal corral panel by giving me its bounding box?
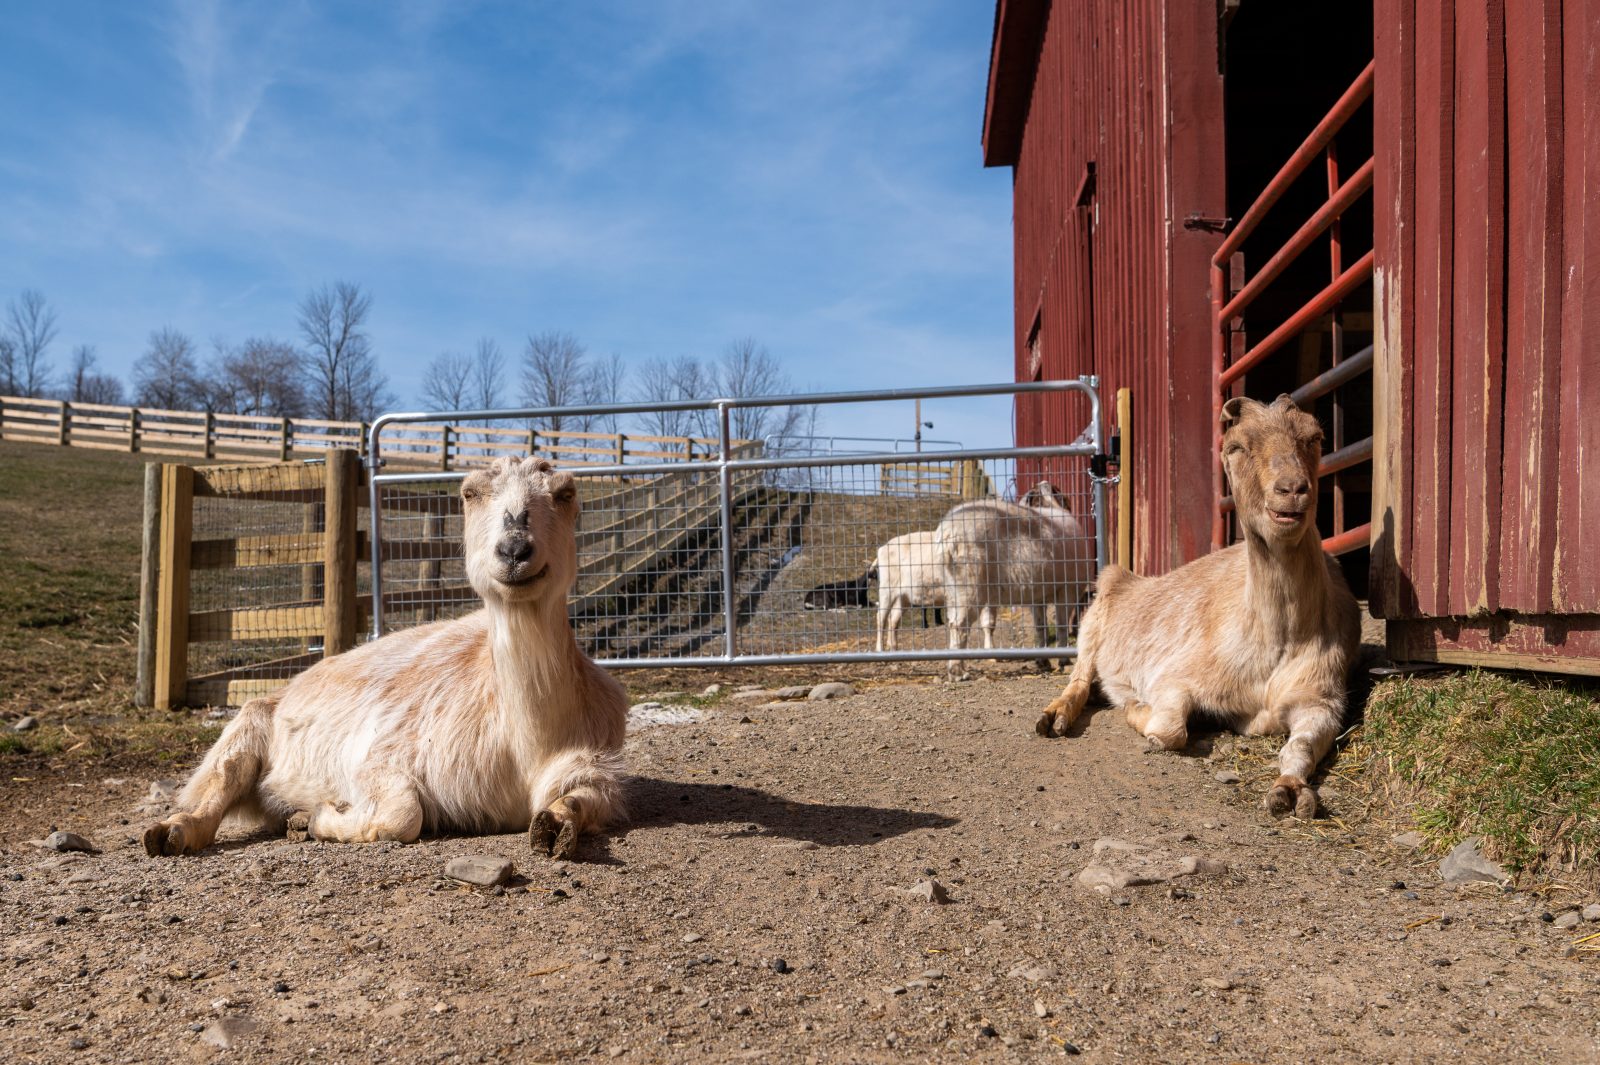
[1372,0,1600,674]
[984,0,1225,575]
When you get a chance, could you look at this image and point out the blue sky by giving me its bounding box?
[0,2,1017,445]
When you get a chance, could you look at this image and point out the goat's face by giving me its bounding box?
[1221,395,1323,546]
[1023,480,1070,511]
[460,457,580,605]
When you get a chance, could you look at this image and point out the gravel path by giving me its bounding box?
[2,674,1596,1063]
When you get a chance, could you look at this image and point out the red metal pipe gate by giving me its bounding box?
[1211,61,1376,555]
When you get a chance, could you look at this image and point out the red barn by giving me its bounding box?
[985,0,1600,675]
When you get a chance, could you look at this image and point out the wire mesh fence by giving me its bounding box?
[369,378,1109,669]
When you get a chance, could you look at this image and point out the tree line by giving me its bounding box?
[2,283,817,446]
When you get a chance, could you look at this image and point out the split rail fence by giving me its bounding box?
[0,394,725,471]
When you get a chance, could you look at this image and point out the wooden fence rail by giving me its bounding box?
[0,394,742,470]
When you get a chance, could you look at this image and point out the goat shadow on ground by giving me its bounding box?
[615,777,959,849]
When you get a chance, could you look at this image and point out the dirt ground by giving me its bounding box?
[2,671,1597,1064]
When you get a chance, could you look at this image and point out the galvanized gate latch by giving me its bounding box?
[1088,431,1121,486]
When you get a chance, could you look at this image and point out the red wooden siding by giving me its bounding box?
[985,0,1225,575]
[1373,0,1600,674]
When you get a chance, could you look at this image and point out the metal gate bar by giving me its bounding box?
[366,378,1107,668]
[1211,60,1376,555]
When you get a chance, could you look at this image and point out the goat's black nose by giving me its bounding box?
[496,539,533,565]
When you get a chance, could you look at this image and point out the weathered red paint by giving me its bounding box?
[1371,0,1600,670]
[984,0,1225,575]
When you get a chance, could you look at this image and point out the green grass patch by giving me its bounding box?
[1360,669,1600,882]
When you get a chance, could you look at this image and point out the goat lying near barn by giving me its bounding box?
[804,571,874,611]
[144,456,628,859]
[1035,395,1360,817]
[874,530,956,651]
[935,480,1095,679]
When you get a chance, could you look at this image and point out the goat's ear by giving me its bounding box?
[1220,396,1258,425]
[461,470,491,504]
[1270,393,1301,414]
[549,470,578,510]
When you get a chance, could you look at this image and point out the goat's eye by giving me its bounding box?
[1224,443,1244,457]
[462,487,479,502]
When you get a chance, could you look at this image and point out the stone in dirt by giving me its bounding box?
[147,780,179,801]
[1583,903,1600,922]
[649,691,688,702]
[1553,912,1581,930]
[12,715,36,732]
[808,682,855,700]
[1008,964,1055,983]
[730,690,773,702]
[1213,770,1241,784]
[40,831,98,853]
[445,856,514,887]
[702,684,723,696]
[1391,831,1426,850]
[906,878,950,904]
[1076,838,1229,895]
[773,686,812,700]
[1438,837,1507,885]
[200,1017,258,1049]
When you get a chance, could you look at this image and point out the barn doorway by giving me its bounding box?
[1215,1,1376,595]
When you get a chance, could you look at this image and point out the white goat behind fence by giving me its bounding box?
[935,480,1096,679]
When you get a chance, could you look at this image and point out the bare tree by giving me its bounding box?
[420,350,472,411]
[297,281,391,421]
[208,337,305,416]
[0,336,15,396]
[5,290,58,398]
[64,345,125,405]
[580,351,628,434]
[519,331,589,433]
[715,337,805,445]
[133,327,204,409]
[632,354,712,447]
[471,337,506,410]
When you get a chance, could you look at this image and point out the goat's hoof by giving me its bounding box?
[285,811,311,843]
[1294,786,1320,819]
[143,821,178,857]
[530,810,579,859]
[1264,775,1318,819]
[1034,712,1057,738]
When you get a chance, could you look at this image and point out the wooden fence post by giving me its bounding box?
[279,418,291,461]
[1117,387,1133,571]
[527,428,538,456]
[128,408,140,453]
[154,464,194,710]
[134,463,162,707]
[57,401,69,445]
[439,425,452,472]
[323,449,359,656]
[203,411,215,459]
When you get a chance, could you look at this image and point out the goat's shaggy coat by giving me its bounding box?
[1036,396,1360,817]
[144,457,628,859]
[935,481,1094,678]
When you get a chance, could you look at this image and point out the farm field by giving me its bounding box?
[1,440,1597,1062]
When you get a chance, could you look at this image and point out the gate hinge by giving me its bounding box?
[1183,213,1232,234]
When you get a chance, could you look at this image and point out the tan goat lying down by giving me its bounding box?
[1036,395,1359,817]
[145,457,628,859]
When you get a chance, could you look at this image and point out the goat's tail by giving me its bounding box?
[864,563,879,582]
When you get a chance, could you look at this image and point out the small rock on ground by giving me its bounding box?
[41,831,97,853]
[773,686,812,700]
[906,878,950,904]
[444,855,514,887]
[1391,831,1426,850]
[1213,770,1241,784]
[808,682,855,700]
[200,1017,258,1050]
[1583,903,1600,922]
[1553,912,1581,930]
[730,690,773,702]
[12,715,37,732]
[1439,837,1507,885]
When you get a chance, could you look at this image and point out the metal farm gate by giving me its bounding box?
[366,379,1110,670]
